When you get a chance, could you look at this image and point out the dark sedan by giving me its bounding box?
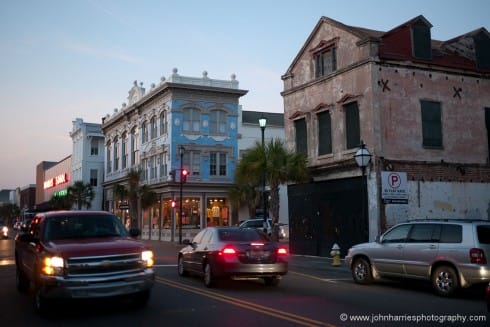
[178,227,288,287]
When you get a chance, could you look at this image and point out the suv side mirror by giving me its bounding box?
[375,235,381,243]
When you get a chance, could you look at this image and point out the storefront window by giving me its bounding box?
[206,198,229,226]
[161,199,173,229]
[175,197,201,229]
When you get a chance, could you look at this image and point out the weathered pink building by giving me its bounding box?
[282,16,490,256]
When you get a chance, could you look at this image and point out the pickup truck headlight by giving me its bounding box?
[142,250,154,268]
[42,256,64,276]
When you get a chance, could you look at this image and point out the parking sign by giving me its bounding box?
[381,171,408,204]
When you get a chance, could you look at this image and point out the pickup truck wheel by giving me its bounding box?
[34,286,53,317]
[132,290,151,308]
[16,267,29,293]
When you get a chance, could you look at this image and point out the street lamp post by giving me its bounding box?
[354,140,371,235]
[258,115,267,232]
[179,145,185,244]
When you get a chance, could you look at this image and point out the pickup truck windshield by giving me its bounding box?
[44,215,128,240]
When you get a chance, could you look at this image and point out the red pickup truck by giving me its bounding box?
[15,210,155,315]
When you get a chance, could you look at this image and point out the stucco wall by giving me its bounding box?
[385,181,490,228]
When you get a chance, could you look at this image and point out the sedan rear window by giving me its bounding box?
[218,229,269,242]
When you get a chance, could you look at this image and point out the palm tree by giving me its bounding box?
[50,194,71,210]
[67,181,94,210]
[140,184,158,211]
[228,178,261,219]
[127,169,141,229]
[235,138,309,239]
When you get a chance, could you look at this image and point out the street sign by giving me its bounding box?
[119,204,129,210]
[381,171,408,204]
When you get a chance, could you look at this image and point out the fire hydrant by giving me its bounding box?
[330,243,341,266]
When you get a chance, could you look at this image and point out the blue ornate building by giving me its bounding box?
[101,69,247,241]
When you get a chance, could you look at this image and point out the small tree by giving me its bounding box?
[235,139,309,239]
[67,181,94,210]
[50,194,71,210]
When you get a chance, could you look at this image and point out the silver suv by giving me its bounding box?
[345,219,490,296]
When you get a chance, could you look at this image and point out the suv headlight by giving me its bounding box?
[142,250,154,268]
[42,256,64,276]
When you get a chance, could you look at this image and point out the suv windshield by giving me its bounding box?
[44,215,128,240]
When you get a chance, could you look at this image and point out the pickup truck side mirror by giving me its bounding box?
[17,233,35,243]
[128,228,141,238]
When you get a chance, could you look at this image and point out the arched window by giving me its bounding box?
[183,108,200,132]
[160,111,167,135]
[150,116,157,139]
[210,110,227,134]
[131,127,139,167]
[113,136,119,171]
[121,132,128,169]
[141,121,148,143]
[106,141,112,173]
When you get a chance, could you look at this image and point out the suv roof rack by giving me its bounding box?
[407,218,490,222]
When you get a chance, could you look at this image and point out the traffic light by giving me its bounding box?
[171,200,176,208]
[181,169,188,183]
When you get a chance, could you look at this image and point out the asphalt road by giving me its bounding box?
[0,236,488,326]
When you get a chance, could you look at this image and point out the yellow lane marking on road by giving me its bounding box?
[156,276,337,327]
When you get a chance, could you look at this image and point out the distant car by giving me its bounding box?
[15,211,155,315]
[239,218,273,235]
[345,219,490,297]
[178,227,288,287]
[1,224,8,239]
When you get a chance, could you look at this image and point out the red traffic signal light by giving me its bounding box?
[181,169,188,183]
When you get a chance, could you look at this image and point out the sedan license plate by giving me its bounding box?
[247,250,270,259]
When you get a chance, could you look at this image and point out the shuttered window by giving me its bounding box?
[421,100,442,148]
[294,118,307,155]
[344,102,360,150]
[317,111,332,155]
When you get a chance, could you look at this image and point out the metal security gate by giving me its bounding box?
[288,177,368,257]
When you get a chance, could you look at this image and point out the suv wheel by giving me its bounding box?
[352,257,373,285]
[432,266,459,296]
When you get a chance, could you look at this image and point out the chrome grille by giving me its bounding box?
[65,253,142,277]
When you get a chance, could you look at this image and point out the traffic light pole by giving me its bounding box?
[179,146,184,244]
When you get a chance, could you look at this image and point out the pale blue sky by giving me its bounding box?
[0,0,488,189]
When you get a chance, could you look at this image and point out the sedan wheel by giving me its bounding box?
[178,256,188,277]
[432,266,458,297]
[204,263,214,288]
[264,277,280,287]
[352,257,373,285]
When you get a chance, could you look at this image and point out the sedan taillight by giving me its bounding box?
[470,248,487,264]
[219,246,237,256]
[277,247,288,256]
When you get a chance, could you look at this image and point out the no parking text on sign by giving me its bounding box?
[381,171,408,204]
